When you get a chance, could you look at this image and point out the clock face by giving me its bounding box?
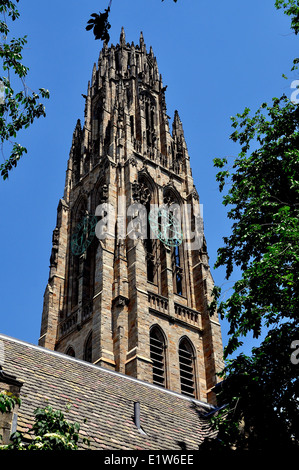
[148,207,183,247]
[71,214,97,256]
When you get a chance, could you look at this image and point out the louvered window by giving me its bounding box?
[179,339,195,398]
[150,327,166,387]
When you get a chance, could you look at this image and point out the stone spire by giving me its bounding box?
[120,26,126,46]
[139,31,145,49]
[39,31,223,406]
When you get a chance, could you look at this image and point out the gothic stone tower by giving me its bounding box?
[39,29,223,405]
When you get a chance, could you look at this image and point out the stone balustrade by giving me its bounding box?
[148,291,200,328]
[148,291,168,315]
[174,303,200,326]
[59,310,78,338]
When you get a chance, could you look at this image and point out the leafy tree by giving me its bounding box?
[202,323,299,451]
[86,1,112,43]
[0,0,49,180]
[1,404,88,450]
[212,95,299,358]
[0,390,20,414]
[275,0,299,34]
[207,1,299,451]
[0,390,20,445]
[276,0,299,71]
[86,0,178,43]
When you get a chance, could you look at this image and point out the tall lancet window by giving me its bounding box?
[132,177,156,284]
[145,100,155,147]
[173,245,183,296]
[82,243,94,303]
[70,197,96,309]
[141,91,156,149]
[146,199,155,283]
[163,189,185,296]
[71,200,87,309]
[72,120,82,184]
[130,115,135,139]
[150,326,167,388]
[179,338,196,398]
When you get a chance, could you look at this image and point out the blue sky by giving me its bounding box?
[0,0,297,357]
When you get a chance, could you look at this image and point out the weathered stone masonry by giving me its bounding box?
[39,29,223,405]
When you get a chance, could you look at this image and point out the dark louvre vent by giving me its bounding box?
[179,339,195,397]
[150,328,166,387]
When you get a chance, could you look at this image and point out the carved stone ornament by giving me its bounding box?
[163,182,176,206]
[190,185,199,201]
[78,187,89,199]
[132,180,151,205]
[57,198,69,213]
[126,155,137,167]
[163,193,173,206]
[112,295,129,308]
[100,184,109,204]
[52,227,59,245]
[50,227,59,267]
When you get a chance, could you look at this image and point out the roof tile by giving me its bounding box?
[0,335,216,450]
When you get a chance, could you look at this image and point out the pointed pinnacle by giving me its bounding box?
[120,26,126,46]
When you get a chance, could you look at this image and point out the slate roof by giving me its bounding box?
[0,334,216,450]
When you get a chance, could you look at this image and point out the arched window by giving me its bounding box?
[163,190,185,296]
[82,243,94,303]
[70,195,97,309]
[150,326,167,388]
[132,175,157,284]
[145,199,155,283]
[66,347,75,357]
[172,244,183,296]
[71,198,87,308]
[140,91,156,149]
[179,337,196,398]
[84,332,92,363]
